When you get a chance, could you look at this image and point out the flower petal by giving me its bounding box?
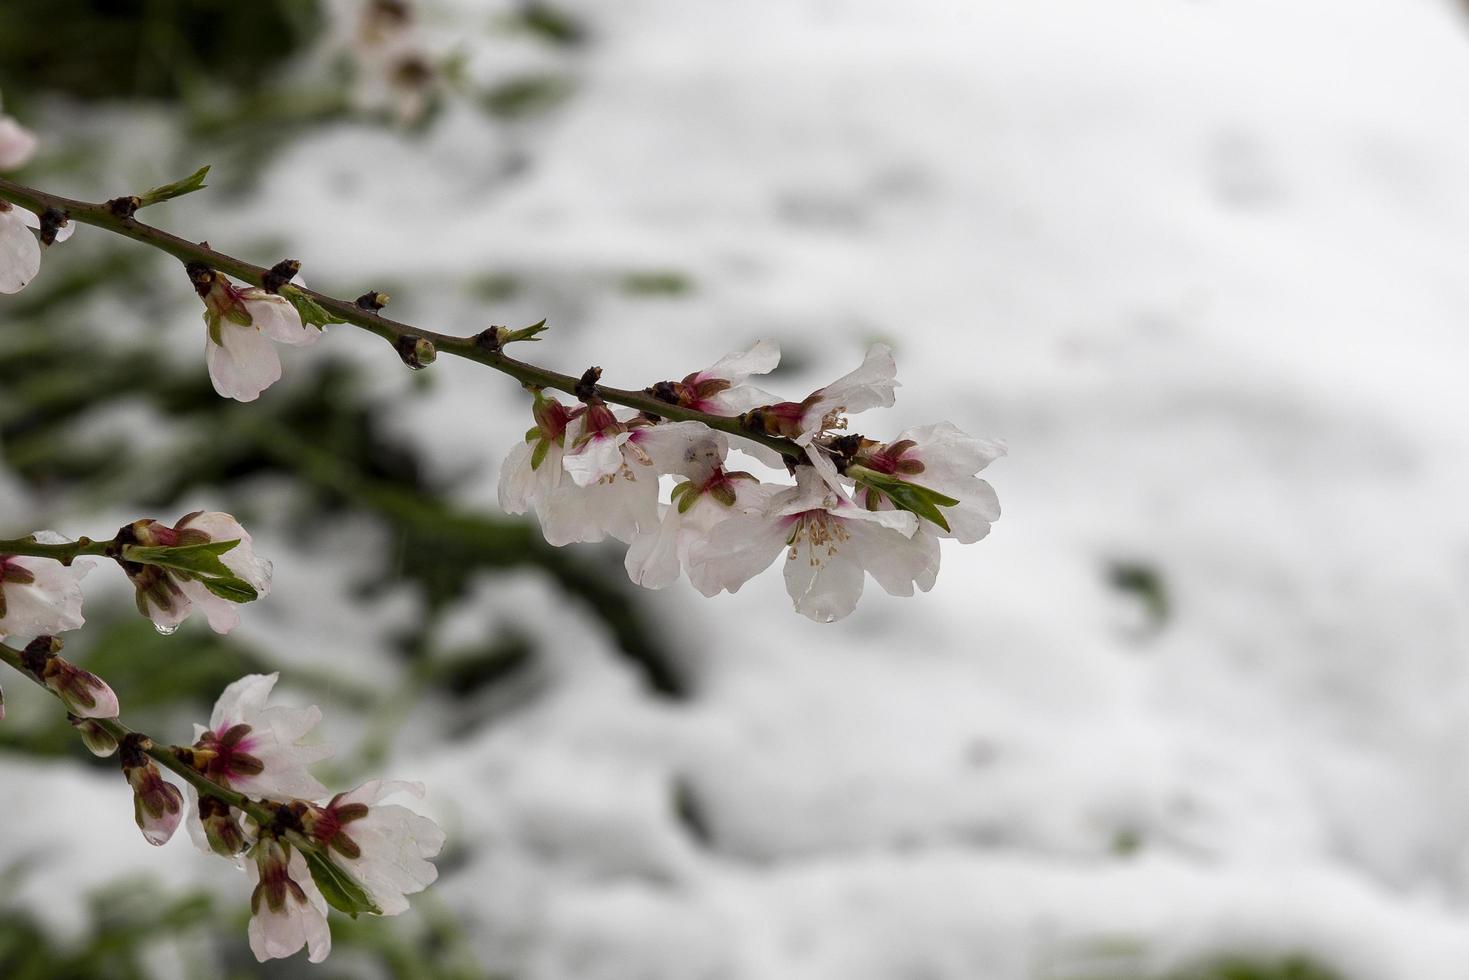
[207,322,283,403]
[0,208,41,294]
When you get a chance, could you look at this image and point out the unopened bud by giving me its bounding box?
[69,714,119,757]
[106,195,142,219]
[121,733,183,846]
[38,208,68,247]
[262,259,302,294]
[199,794,246,857]
[575,366,602,403]
[395,334,436,370]
[355,290,390,312]
[23,638,119,719]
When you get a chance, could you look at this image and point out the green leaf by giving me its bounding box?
[137,166,211,209]
[279,285,342,330]
[503,318,549,344]
[305,849,381,918]
[201,576,259,604]
[122,540,261,605]
[849,468,958,532]
[530,437,550,471]
[123,540,240,578]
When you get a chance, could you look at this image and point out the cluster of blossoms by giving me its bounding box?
[500,342,1003,622]
[2,99,1003,624]
[0,515,443,964]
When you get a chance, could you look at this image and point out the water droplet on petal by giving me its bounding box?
[154,622,178,636]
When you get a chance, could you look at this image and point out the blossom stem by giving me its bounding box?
[0,535,116,564]
[0,176,805,461]
[0,639,275,822]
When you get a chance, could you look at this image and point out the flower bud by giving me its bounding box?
[22,637,119,719]
[394,333,435,369]
[199,793,247,857]
[120,733,183,846]
[355,290,390,312]
[0,684,6,722]
[69,713,119,757]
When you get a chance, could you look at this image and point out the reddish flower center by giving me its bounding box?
[196,722,265,783]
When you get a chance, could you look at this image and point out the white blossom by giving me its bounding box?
[189,673,330,805]
[741,343,898,476]
[0,202,39,295]
[0,535,90,639]
[538,406,718,546]
[204,287,321,403]
[0,197,78,294]
[626,471,772,590]
[0,112,37,171]
[689,466,939,623]
[128,512,272,635]
[654,339,781,416]
[0,92,36,171]
[498,392,574,522]
[247,837,332,964]
[849,422,1005,543]
[303,779,445,916]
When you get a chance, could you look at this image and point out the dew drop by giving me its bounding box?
[154,622,178,636]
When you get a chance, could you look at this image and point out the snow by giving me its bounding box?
[8,0,1469,975]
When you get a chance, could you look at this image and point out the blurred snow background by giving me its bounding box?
[5,0,1469,977]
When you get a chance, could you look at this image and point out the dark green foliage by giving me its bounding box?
[0,0,323,101]
[620,270,694,297]
[0,880,213,980]
[1107,559,1170,631]
[1164,954,1344,980]
[480,74,576,120]
[502,2,588,48]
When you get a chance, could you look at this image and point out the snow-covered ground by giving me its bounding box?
[8,0,1469,976]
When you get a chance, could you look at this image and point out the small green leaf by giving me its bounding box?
[305,849,381,918]
[530,438,550,471]
[849,468,958,532]
[123,540,240,579]
[202,577,259,604]
[503,318,549,344]
[137,166,211,209]
[123,540,260,605]
[279,285,341,329]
